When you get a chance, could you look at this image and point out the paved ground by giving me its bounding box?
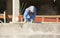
[0,23,60,38]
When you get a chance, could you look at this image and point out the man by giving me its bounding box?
[23,6,37,23]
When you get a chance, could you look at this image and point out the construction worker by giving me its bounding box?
[23,6,37,23]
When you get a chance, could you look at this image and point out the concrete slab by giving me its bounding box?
[0,23,60,38]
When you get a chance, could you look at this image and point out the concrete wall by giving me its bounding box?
[0,23,60,38]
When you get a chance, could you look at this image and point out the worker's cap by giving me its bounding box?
[29,6,35,12]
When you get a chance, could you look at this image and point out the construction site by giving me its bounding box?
[0,0,60,38]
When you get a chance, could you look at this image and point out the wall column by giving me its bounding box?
[12,0,20,22]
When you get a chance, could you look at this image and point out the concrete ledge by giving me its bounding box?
[0,23,60,38]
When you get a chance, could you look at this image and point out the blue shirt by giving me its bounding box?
[24,7,37,21]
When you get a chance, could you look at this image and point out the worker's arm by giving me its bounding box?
[24,8,30,21]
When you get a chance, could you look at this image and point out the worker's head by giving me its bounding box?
[29,6,35,13]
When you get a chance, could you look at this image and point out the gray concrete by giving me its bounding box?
[0,23,60,38]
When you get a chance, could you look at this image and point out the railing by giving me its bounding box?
[18,15,60,22]
[1,15,60,23]
[35,15,60,22]
[0,11,6,23]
